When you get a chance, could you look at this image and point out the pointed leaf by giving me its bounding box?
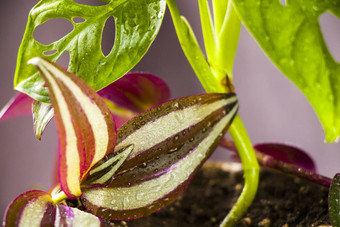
[29,57,116,198]
[98,73,170,113]
[329,173,340,226]
[254,143,316,172]
[33,101,54,140]
[81,93,238,220]
[82,144,134,188]
[233,0,340,142]
[14,0,166,103]
[0,93,33,122]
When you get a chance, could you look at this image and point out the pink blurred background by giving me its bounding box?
[1,0,340,219]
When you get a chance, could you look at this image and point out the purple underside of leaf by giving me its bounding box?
[81,93,238,220]
[97,73,170,113]
[219,139,331,187]
[0,92,33,122]
[254,143,317,172]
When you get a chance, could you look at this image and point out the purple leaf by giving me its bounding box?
[254,143,316,172]
[98,73,170,113]
[81,93,238,220]
[0,93,33,122]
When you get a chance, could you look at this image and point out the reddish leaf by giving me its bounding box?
[29,57,116,198]
[254,143,316,172]
[98,73,170,113]
[82,93,238,220]
[0,93,33,122]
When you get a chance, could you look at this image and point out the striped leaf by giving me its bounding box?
[3,190,110,227]
[28,57,116,198]
[82,144,134,188]
[81,93,238,220]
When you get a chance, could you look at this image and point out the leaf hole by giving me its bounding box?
[319,12,340,62]
[279,0,287,6]
[34,18,73,45]
[73,0,108,6]
[56,51,70,69]
[101,16,116,57]
[72,17,86,23]
[43,50,58,56]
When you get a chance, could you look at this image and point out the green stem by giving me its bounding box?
[52,191,68,204]
[220,116,259,227]
[216,1,241,80]
[198,0,217,63]
[166,0,259,226]
[212,0,229,35]
[167,0,228,93]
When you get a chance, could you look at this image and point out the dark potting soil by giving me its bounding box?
[110,162,330,227]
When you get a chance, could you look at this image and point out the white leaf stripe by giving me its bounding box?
[114,94,237,159]
[31,59,82,197]
[82,101,238,219]
[28,57,116,197]
[82,145,134,187]
[109,102,236,187]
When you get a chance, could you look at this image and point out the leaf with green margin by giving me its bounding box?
[14,0,166,103]
[232,0,340,142]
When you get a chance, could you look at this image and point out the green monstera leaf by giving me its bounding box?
[14,0,166,103]
[233,0,340,142]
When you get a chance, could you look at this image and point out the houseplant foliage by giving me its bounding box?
[2,0,340,226]
[3,57,238,225]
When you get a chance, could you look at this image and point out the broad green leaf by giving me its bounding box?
[232,0,340,142]
[29,57,116,198]
[15,0,166,103]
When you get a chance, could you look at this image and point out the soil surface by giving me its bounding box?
[111,162,330,227]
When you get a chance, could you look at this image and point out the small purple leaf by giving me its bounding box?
[0,93,33,122]
[254,143,317,172]
[329,173,340,226]
[81,93,238,220]
[98,73,170,113]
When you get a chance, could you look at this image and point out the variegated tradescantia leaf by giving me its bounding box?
[3,190,110,227]
[0,72,170,139]
[14,0,166,103]
[82,93,238,220]
[82,144,134,188]
[33,100,54,140]
[29,57,116,198]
